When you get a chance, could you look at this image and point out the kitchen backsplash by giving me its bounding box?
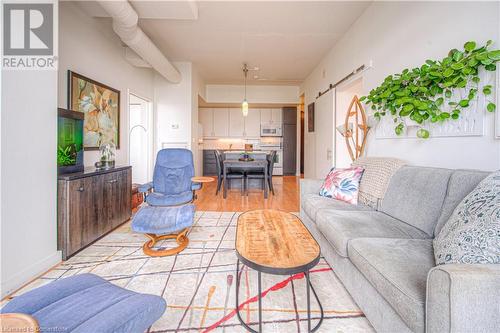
[202,138,261,150]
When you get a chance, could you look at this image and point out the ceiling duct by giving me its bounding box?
[98,0,181,83]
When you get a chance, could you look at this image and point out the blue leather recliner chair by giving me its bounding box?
[132,149,200,257]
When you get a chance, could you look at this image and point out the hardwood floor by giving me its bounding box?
[194,176,300,212]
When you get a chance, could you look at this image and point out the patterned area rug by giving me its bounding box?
[7,211,374,333]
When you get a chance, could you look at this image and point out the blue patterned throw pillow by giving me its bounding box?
[434,171,500,265]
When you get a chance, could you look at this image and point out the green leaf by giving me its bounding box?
[487,103,496,112]
[451,112,460,120]
[443,68,454,77]
[417,128,430,139]
[464,41,476,52]
[452,50,463,62]
[395,123,404,136]
[435,97,444,106]
[487,50,500,61]
[439,112,451,120]
[485,64,496,71]
[399,105,413,117]
[445,90,452,98]
[483,87,492,95]
[481,58,493,65]
[451,62,464,70]
[359,96,367,101]
[468,58,479,67]
[476,52,488,61]
[462,67,472,75]
[472,76,480,83]
[459,99,469,107]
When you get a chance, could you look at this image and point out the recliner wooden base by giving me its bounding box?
[142,228,189,257]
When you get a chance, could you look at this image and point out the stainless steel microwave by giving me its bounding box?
[260,124,282,137]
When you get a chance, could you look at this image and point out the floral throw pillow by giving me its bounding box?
[319,167,365,204]
[434,170,500,265]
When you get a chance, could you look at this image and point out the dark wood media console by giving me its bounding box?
[57,166,132,259]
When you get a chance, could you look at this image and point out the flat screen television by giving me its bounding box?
[58,108,84,174]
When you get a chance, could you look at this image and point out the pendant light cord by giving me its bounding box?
[243,64,248,99]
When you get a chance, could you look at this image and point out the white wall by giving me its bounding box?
[206,84,299,104]
[1,5,60,296]
[301,1,500,177]
[58,2,155,167]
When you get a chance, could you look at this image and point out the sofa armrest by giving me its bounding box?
[300,178,324,198]
[426,264,500,333]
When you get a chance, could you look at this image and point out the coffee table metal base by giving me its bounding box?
[235,260,324,333]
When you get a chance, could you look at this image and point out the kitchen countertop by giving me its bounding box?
[223,151,268,154]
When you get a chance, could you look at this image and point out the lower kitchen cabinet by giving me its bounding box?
[58,166,132,259]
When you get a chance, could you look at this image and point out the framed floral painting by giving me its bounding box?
[68,71,120,150]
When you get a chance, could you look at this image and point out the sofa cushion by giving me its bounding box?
[380,166,453,236]
[319,166,365,204]
[434,169,489,236]
[348,238,435,333]
[434,171,500,265]
[316,210,429,257]
[302,194,372,223]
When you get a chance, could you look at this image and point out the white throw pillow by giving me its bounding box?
[433,171,500,265]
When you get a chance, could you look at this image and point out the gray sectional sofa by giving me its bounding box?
[300,165,500,333]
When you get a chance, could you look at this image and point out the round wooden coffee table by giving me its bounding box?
[235,209,323,333]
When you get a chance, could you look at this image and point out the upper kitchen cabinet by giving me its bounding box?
[244,109,261,137]
[260,108,282,124]
[213,108,229,137]
[199,108,229,137]
[272,108,282,124]
[228,108,245,137]
[199,108,214,137]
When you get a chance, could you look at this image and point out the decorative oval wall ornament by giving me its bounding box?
[340,95,370,161]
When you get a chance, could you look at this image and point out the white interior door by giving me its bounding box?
[129,93,153,184]
[315,89,336,178]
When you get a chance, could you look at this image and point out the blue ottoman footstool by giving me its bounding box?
[0,273,166,333]
[131,204,195,257]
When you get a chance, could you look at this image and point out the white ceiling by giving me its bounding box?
[81,1,372,85]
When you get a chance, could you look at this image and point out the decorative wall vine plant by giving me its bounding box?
[360,41,500,138]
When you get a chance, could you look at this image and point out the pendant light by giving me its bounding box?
[242,64,249,117]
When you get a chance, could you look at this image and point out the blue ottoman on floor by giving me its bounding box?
[131,204,195,257]
[0,273,166,333]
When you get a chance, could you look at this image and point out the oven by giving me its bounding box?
[260,143,283,175]
[260,124,282,137]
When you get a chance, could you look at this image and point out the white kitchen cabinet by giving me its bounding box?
[272,108,282,124]
[260,108,282,124]
[213,108,229,137]
[245,109,261,137]
[260,108,272,123]
[199,108,214,137]
[229,108,245,137]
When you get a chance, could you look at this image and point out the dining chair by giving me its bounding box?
[245,150,277,195]
[214,150,245,195]
[267,150,277,195]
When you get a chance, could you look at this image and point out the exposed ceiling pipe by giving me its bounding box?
[98,0,182,83]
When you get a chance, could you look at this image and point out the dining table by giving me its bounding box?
[223,158,268,199]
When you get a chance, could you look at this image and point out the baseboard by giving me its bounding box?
[1,251,62,298]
